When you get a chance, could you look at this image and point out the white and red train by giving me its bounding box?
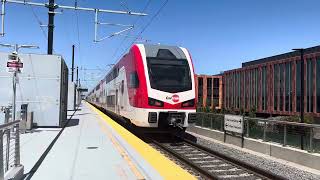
[87,44,196,131]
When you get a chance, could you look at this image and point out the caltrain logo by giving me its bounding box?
[172,94,179,102]
[166,94,179,102]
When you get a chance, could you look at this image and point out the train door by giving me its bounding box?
[116,89,119,114]
[120,80,125,112]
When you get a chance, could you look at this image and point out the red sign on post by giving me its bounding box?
[7,61,23,68]
[6,60,23,73]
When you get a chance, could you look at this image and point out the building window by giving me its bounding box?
[213,78,220,109]
[233,73,236,108]
[317,58,320,113]
[207,78,212,107]
[237,72,241,109]
[280,64,284,111]
[243,72,246,109]
[307,59,314,112]
[198,77,203,106]
[262,66,267,110]
[240,71,245,110]
[251,70,254,109]
[228,75,231,108]
[249,70,253,109]
[225,75,228,108]
[274,64,278,111]
[255,68,259,108]
[227,75,229,108]
[239,72,242,109]
[296,60,301,112]
[285,62,292,112]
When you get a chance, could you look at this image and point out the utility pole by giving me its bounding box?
[0,43,39,122]
[293,48,305,150]
[71,45,75,82]
[76,66,79,86]
[47,0,56,54]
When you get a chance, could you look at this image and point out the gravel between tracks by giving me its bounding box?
[186,131,320,180]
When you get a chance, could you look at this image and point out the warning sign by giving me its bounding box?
[224,114,244,134]
[6,60,23,73]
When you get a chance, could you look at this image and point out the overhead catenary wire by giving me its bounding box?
[115,0,168,63]
[28,5,56,53]
[110,0,152,65]
[74,0,83,86]
[84,0,152,90]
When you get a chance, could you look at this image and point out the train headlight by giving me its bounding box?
[182,99,195,107]
[148,112,157,123]
[148,98,164,107]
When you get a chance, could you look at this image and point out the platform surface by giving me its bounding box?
[20,102,195,180]
[21,105,145,180]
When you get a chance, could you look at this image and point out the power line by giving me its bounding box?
[1,0,147,55]
[74,0,83,83]
[116,0,168,62]
[87,0,152,87]
[111,0,152,64]
[29,6,46,39]
[28,5,56,53]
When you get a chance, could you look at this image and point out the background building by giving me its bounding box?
[195,75,223,110]
[223,45,320,117]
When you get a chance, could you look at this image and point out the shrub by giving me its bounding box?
[281,114,314,124]
[281,115,300,122]
[304,114,314,124]
[211,106,217,114]
[239,108,245,116]
[248,106,257,118]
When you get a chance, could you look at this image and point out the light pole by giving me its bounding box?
[0,43,39,122]
[292,48,305,150]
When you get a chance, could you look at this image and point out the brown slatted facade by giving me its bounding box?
[195,75,223,110]
[223,47,320,117]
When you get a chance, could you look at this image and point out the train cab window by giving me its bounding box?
[129,71,139,88]
[121,80,124,94]
[147,57,192,93]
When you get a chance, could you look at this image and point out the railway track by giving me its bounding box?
[95,107,285,180]
[145,134,285,180]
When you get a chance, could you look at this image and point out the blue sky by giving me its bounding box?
[1,0,320,90]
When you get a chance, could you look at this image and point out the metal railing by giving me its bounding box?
[195,112,320,153]
[0,120,21,179]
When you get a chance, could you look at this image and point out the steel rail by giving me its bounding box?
[148,137,216,179]
[180,137,286,180]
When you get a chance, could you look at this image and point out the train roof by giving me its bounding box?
[140,44,188,59]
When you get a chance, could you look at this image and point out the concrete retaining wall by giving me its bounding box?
[188,126,320,171]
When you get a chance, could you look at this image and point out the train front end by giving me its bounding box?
[134,44,196,130]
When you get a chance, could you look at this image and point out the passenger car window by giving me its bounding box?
[129,72,139,88]
[121,80,124,94]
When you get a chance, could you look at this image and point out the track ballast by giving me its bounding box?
[145,134,285,180]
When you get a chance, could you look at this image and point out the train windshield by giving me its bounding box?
[146,58,192,93]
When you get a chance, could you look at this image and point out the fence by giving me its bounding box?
[195,112,320,153]
[0,119,21,180]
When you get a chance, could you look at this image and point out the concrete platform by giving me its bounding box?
[20,102,195,180]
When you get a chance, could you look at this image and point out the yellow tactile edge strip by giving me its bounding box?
[97,120,145,179]
[86,102,196,180]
